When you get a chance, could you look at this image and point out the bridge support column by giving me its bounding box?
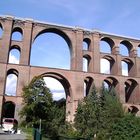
[93,32,100,73]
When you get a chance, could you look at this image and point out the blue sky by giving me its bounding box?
[1,0,140,99]
[1,0,140,38]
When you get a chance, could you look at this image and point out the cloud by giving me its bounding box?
[122,61,128,76]
[44,77,65,100]
[5,74,17,96]
[5,54,19,96]
[8,53,19,64]
[100,59,110,74]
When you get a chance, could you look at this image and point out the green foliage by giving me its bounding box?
[74,85,124,139]
[19,76,53,127]
[110,114,140,140]
[19,76,67,138]
[20,78,140,140]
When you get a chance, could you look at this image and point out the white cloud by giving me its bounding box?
[83,58,88,72]
[5,74,17,96]
[100,59,110,74]
[44,77,65,100]
[9,53,19,64]
[51,91,66,101]
[122,61,128,76]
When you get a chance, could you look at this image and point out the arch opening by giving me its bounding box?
[125,79,138,103]
[121,59,133,76]
[120,41,132,56]
[84,77,94,96]
[0,23,3,38]
[103,77,118,91]
[5,70,18,96]
[8,47,20,64]
[128,106,139,115]
[137,45,140,57]
[44,77,66,101]
[100,37,114,54]
[100,58,110,74]
[83,38,91,50]
[42,72,71,121]
[31,31,71,70]
[12,27,23,41]
[42,72,71,101]
[2,101,15,118]
[83,55,91,72]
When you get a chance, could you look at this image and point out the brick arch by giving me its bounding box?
[121,58,134,76]
[101,55,115,74]
[128,105,139,115]
[83,38,91,50]
[2,101,16,118]
[10,45,21,52]
[33,28,72,55]
[0,22,3,38]
[125,79,139,103]
[0,22,3,29]
[84,76,94,96]
[41,72,71,98]
[104,76,118,88]
[100,37,115,53]
[120,40,133,56]
[12,27,23,41]
[12,27,23,34]
[101,37,115,49]
[7,68,19,76]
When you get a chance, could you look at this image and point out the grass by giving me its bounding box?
[20,127,33,140]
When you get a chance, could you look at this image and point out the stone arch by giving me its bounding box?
[128,106,139,115]
[33,28,72,55]
[0,22,3,38]
[5,69,18,96]
[31,28,72,69]
[137,44,140,57]
[121,58,134,76]
[102,55,115,74]
[83,38,91,50]
[125,79,138,103]
[100,37,115,54]
[12,27,23,41]
[8,45,21,64]
[104,76,118,91]
[41,72,72,121]
[41,72,71,98]
[2,101,16,118]
[84,76,94,96]
[120,40,133,56]
[83,54,91,72]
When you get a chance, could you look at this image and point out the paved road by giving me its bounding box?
[0,129,27,140]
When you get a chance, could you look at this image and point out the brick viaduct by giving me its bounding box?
[0,15,140,122]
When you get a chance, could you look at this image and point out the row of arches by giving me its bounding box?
[83,56,133,76]
[8,45,133,77]
[84,76,139,103]
[3,73,139,119]
[1,22,140,70]
[1,20,140,57]
[4,68,139,104]
[83,37,140,57]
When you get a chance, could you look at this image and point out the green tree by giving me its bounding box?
[74,85,124,139]
[20,76,67,138]
[110,114,140,140]
[19,76,53,127]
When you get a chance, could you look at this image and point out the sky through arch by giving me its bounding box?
[31,32,70,69]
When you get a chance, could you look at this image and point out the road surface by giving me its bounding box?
[0,129,27,140]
